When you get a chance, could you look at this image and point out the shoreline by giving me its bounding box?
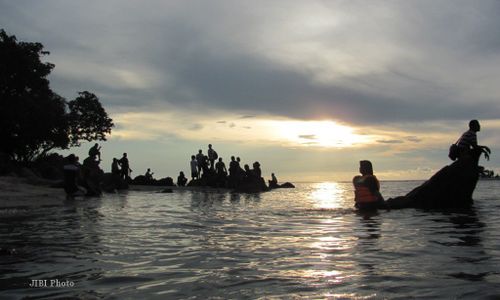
[0,175,233,208]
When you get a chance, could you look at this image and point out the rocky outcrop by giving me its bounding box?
[269,181,295,189]
[131,175,174,186]
[386,149,485,209]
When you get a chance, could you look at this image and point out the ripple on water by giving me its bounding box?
[1,182,500,298]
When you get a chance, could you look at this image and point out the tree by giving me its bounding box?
[68,91,114,146]
[0,29,113,162]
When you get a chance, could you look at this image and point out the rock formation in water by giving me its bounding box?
[386,148,486,209]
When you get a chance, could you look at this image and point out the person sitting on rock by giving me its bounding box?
[88,143,101,161]
[63,154,86,199]
[145,168,154,181]
[353,160,386,210]
[269,173,279,188]
[456,119,490,161]
[190,155,198,180]
[177,171,188,187]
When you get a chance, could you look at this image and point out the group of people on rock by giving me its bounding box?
[189,144,268,189]
[353,119,491,210]
[111,152,132,181]
[64,144,135,198]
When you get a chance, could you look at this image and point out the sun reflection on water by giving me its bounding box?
[310,182,347,209]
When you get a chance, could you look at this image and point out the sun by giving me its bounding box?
[269,120,371,148]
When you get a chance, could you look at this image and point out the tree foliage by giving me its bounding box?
[68,91,114,146]
[0,29,113,162]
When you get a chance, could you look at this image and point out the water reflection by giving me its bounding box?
[0,199,106,298]
[310,182,347,209]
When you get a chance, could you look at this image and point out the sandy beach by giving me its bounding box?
[0,176,67,208]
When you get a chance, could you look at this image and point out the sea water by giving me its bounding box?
[1,181,500,299]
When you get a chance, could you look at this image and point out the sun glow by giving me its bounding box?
[310,182,348,209]
[270,120,372,148]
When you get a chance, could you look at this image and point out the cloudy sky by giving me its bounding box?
[2,0,499,181]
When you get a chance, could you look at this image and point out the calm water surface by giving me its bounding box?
[1,181,500,299]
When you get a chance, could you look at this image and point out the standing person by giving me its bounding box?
[352,160,386,210]
[88,143,101,161]
[63,154,86,199]
[455,120,490,160]
[215,158,227,187]
[253,161,262,178]
[111,158,120,176]
[229,156,239,177]
[215,158,227,176]
[196,149,205,176]
[118,153,132,181]
[190,155,199,180]
[207,144,218,170]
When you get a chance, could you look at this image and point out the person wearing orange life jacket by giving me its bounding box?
[353,160,386,210]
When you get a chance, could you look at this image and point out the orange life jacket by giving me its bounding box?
[353,175,380,204]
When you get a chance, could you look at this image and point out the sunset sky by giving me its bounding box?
[2,0,499,181]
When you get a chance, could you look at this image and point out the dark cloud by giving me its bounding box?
[298,135,317,140]
[406,136,422,143]
[2,1,500,126]
[377,139,404,144]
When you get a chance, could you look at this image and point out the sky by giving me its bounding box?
[1,0,499,181]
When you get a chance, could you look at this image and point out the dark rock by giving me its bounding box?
[157,177,174,186]
[387,148,484,209]
[102,172,128,192]
[160,188,173,193]
[269,181,295,189]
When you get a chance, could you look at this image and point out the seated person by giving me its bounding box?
[145,168,154,181]
[177,171,188,187]
[353,160,386,210]
[269,173,278,188]
[88,143,101,161]
[456,119,490,161]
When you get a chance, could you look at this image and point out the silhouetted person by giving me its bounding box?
[177,171,188,186]
[237,157,245,178]
[207,144,218,170]
[215,158,227,176]
[353,160,386,210]
[269,173,278,188]
[190,155,198,180]
[202,155,210,175]
[82,154,103,196]
[145,168,154,181]
[253,161,262,178]
[118,153,132,181]
[243,164,252,182]
[229,156,239,176]
[89,143,101,161]
[456,120,490,160]
[111,158,120,176]
[63,154,86,199]
[196,149,205,175]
